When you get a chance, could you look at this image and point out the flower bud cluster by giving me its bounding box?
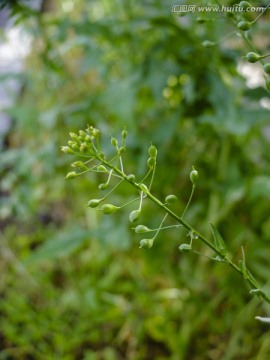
[61,126,100,156]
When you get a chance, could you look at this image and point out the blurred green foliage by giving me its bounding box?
[1,0,270,359]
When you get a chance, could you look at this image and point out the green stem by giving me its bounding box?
[181,185,195,219]
[97,154,270,303]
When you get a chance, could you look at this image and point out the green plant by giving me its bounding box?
[62,126,270,306]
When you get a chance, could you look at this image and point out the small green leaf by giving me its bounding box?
[210,223,227,256]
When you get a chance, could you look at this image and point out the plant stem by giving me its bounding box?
[97,154,270,304]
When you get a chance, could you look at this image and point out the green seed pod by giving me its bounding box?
[134,225,151,234]
[239,1,251,9]
[61,146,74,154]
[97,165,107,172]
[147,157,156,169]
[179,243,192,252]
[129,210,141,223]
[111,138,118,147]
[98,183,109,190]
[71,161,88,171]
[165,194,178,204]
[87,199,102,208]
[245,52,262,63]
[66,171,77,179]
[140,184,149,192]
[190,167,199,186]
[139,238,154,249]
[100,204,119,215]
[127,174,135,182]
[118,146,125,155]
[122,129,128,140]
[202,40,216,48]
[263,63,270,75]
[237,20,252,31]
[148,145,157,158]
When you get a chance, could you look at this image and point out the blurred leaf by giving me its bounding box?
[26,226,93,263]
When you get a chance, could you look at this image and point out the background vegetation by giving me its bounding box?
[1,0,270,359]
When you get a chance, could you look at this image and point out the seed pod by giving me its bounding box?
[111,138,118,147]
[129,210,141,223]
[118,146,125,154]
[66,171,77,179]
[140,184,149,192]
[239,1,251,9]
[98,183,109,190]
[100,204,119,215]
[134,225,151,234]
[147,157,156,169]
[61,146,74,154]
[122,129,128,140]
[139,238,154,249]
[165,194,178,204]
[87,199,102,208]
[179,243,192,252]
[245,52,262,63]
[148,145,157,158]
[263,63,270,75]
[237,21,252,31]
[190,167,199,186]
[127,174,135,182]
[97,165,107,172]
[71,161,88,171]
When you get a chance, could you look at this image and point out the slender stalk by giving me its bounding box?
[181,185,195,219]
[96,154,270,303]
